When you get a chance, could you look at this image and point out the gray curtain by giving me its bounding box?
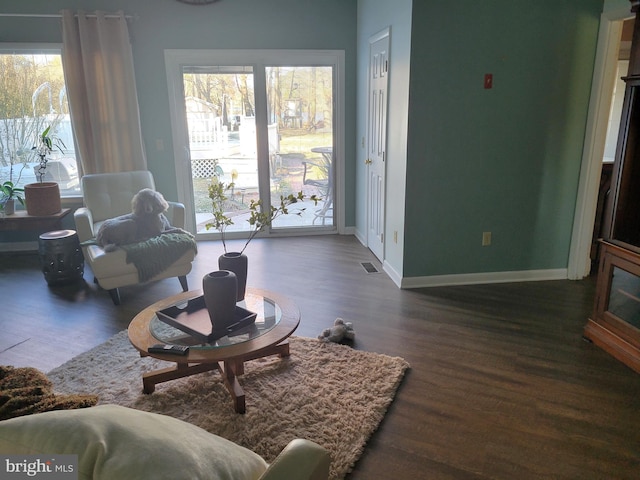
[61,10,147,174]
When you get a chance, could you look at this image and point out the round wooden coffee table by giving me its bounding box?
[128,287,300,413]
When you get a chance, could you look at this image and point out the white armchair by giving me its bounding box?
[74,171,196,305]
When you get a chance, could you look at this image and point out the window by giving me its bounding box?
[0,45,80,198]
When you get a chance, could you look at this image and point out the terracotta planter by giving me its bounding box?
[25,182,61,216]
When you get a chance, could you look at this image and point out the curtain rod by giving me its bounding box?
[0,13,137,20]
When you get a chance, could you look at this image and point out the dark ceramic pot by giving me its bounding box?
[202,270,237,333]
[218,252,248,301]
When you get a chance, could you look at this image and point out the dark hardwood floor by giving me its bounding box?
[1,234,639,479]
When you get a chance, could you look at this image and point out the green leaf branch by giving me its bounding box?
[33,126,66,183]
[206,179,319,254]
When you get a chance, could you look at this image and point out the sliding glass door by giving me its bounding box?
[165,50,344,239]
[182,65,259,235]
[265,66,334,228]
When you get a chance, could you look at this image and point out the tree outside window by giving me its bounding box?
[0,51,79,201]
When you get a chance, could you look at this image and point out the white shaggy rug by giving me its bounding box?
[47,331,409,480]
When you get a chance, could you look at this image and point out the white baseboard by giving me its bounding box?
[382,260,402,287]
[400,268,568,289]
[353,228,366,246]
[342,225,357,236]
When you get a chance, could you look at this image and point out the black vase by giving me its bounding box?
[218,252,248,301]
[202,270,237,333]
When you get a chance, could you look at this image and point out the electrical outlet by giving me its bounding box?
[482,231,492,246]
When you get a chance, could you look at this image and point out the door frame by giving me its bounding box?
[569,8,630,279]
[164,49,346,235]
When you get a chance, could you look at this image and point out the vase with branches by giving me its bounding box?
[205,177,319,300]
[206,179,319,254]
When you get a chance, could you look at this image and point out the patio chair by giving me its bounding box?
[303,147,333,225]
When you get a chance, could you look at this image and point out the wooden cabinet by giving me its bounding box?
[605,77,640,251]
[585,1,640,373]
[585,242,640,373]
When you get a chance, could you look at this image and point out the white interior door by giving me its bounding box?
[366,30,389,262]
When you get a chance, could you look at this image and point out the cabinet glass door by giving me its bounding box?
[608,266,640,330]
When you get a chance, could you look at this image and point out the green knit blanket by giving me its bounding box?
[120,232,197,282]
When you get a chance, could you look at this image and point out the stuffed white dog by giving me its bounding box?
[96,188,179,252]
[318,318,355,343]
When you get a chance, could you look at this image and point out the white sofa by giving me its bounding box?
[0,405,331,480]
[74,171,196,304]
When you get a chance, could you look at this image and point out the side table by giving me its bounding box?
[0,208,71,232]
[38,229,84,285]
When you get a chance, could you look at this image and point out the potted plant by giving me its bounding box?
[0,181,25,215]
[24,126,66,216]
[32,125,66,183]
[205,177,318,300]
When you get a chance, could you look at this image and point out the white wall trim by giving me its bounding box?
[342,225,357,236]
[400,268,568,289]
[354,227,366,247]
[568,9,629,280]
[382,260,402,287]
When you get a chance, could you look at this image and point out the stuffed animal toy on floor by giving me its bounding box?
[96,188,185,252]
[318,318,355,343]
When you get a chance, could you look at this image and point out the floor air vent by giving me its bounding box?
[360,262,380,274]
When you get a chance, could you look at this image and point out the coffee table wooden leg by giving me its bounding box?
[142,377,156,394]
[276,341,290,358]
[140,341,292,412]
[220,360,246,414]
[142,363,218,394]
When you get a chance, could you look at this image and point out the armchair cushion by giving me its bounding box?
[81,170,158,224]
[74,171,187,243]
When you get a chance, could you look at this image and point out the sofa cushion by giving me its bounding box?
[0,405,268,480]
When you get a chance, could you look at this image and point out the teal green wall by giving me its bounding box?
[0,0,357,223]
[604,0,631,14]
[404,0,604,277]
